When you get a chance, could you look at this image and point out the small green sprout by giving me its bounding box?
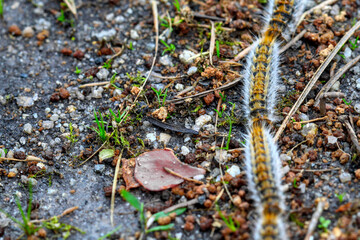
[160,39,176,55]
[91,110,108,142]
[120,190,185,234]
[351,18,357,27]
[0,0,3,18]
[0,148,8,157]
[318,216,331,232]
[98,224,122,240]
[152,87,168,107]
[258,0,267,3]
[338,53,346,59]
[109,108,127,123]
[343,98,352,105]
[216,40,220,58]
[0,182,40,236]
[216,205,239,232]
[219,92,227,102]
[74,66,81,74]
[126,71,146,85]
[102,59,112,69]
[128,41,134,50]
[65,122,78,144]
[71,36,75,41]
[225,116,233,151]
[349,36,359,51]
[57,9,66,22]
[214,107,225,118]
[335,193,345,203]
[173,0,181,12]
[43,216,85,239]
[293,178,298,188]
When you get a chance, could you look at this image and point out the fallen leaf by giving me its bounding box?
[99,149,115,163]
[134,149,205,191]
[122,158,140,190]
[335,202,352,213]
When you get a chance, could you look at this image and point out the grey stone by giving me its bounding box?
[19,137,26,145]
[339,172,352,183]
[105,13,114,21]
[193,114,212,131]
[94,164,106,173]
[93,28,117,41]
[175,83,184,91]
[96,68,109,80]
[179,50,196,64]
[115,15,126,24]
[130,29,140,40]
[43,121,54,129]
[344,47,352,59]
[16,96,34,107]
[159,133,171,145]
[181,146,190,155]
[226,165,241,177]
[146,132,156,142]
[187,66,197,75]
[354,103,360,113]
[35,18,51,31]
[50,114,59,121]
[301,123,317,137]
[22,26,35,38]
[159,55,173,66]
[23,123,32,134]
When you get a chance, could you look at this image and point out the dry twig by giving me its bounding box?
[279,30,307,54]
[163,167,203,184]
[304,199,326,240]
[315,55,360,105]
[274,19,360,141]
[110,150,123,226]
[209,21,216,66]
[63,0,77,17]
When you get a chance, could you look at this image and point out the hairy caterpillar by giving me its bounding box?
[241,0,306,239]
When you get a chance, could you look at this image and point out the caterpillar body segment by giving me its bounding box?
[245,123,287,240]
[264,0,295,42]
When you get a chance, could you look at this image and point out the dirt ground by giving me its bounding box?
[1,0,360,239]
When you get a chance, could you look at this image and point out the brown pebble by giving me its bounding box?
[36,30,49,41]
[185,215,195,223]
[320,31,334,44]
[304,32,320,42]
[8,25,22,36]
[50,92,60,102]
[283,107,291,114]
[157,216,171,225]
[355,169,360,179]
[295,82,305,91]
[204,199,212,208]
[60,48,73,56]
[199,216,213,231]
[37,228,47,238]
[59,88,70,99]
[70,189,76,194]
[104,186,112,197]
[184,222,194,231]
[7,172,16,178]
[98,47,113,55]
[73,50,85,60]
[203,93,215,105]
[339,153,349,164]
[14,151,26,159]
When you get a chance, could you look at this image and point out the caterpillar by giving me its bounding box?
[241,0,306,239]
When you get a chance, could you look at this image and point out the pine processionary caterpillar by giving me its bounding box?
[242,0,306,239]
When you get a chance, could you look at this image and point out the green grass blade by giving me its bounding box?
[120,190,141,211]
[97,224,122,240]
[147,223,175,233]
